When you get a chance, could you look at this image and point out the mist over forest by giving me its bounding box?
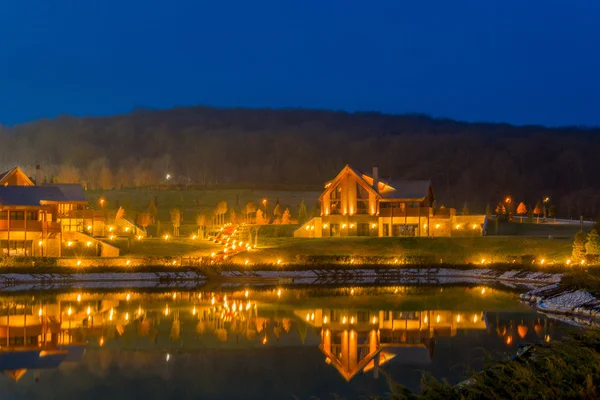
[1,106,598,217]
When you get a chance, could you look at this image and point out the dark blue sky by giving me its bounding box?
[1,0,599,126]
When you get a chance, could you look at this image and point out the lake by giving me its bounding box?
[0,284,575,400]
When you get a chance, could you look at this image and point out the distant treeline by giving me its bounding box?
[1,106,599,217]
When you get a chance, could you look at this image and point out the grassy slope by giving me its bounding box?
[235,236,573,264]
[110,237,221,257]
[86,188,320,229]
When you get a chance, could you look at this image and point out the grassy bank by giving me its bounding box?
[237,236,573,265]
[364,330,600,399]
[86,188,320,227]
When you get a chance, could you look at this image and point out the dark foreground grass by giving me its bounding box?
[561,269,600,297]
[357,330,600,400]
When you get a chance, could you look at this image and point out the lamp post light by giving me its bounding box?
[543,197,550,220]
[262,198,267,218]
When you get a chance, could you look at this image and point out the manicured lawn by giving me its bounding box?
[111,237,221,257]
[101,235,574,264]
[233,236,574,265]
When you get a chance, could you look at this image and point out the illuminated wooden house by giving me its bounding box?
[295,165,487,237]
[0,166,109,256]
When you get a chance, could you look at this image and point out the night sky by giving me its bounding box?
[1,0,598,126]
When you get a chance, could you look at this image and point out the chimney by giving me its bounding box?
[372,165,379,193]
[35,165,42,186]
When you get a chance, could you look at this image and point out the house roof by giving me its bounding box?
[0,166,35,186]
[45,184,87,202]
[380,180,432,200]
[324,165,432,201]
[0,184,87,207]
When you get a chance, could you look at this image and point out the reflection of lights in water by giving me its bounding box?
[324,316,329,324]
[87,306,91,316]
[342,316,347,324]
[99,337,104,346]
[138,306,142,316]
[38,308,43,317]
[262,336,267,344]
[372,316,377,324]
[192,306,197,315]
[125,313,129,321]
[245,302,251,311]
[109,308,114,321]
[350,317,355,324]
[164,305,170,316]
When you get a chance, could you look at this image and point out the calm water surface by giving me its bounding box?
[0,285,574,399]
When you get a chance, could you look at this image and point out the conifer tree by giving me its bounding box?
[281,208,291,224]
[461,203,470,216]
[170,208,182,236]
[148,199,158,223]
[297,199,308,225]
[273,203,282,218]
[585,229,600,255]
[573,231,586,262]
[533,201,543,224]
[516,202,527,223]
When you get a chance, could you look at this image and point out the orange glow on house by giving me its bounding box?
[294,165,487,238]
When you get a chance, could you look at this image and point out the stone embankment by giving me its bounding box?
[521,284,600,320]
[0,267,562,292]
[0,271,206,291]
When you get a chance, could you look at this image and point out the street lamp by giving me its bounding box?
[99,198,105,209]
[543,197,550,220]
[262,198,267,217]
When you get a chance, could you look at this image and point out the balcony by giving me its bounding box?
[61,210,105,219]
[379,207,432,218]
[0,220,62,233]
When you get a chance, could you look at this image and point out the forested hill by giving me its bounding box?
[1,106,599,217]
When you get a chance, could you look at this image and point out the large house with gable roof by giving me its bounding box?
[0,165,113,256]
[295,165,487,238]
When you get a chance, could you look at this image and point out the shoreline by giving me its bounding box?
[0,266,560,291]
[521,284,600,322]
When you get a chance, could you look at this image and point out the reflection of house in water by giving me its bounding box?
[296,308,486,381]
[0,290,560,384]
[0,302,87,382]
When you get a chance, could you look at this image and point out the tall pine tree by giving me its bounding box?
[297,199,308,225]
